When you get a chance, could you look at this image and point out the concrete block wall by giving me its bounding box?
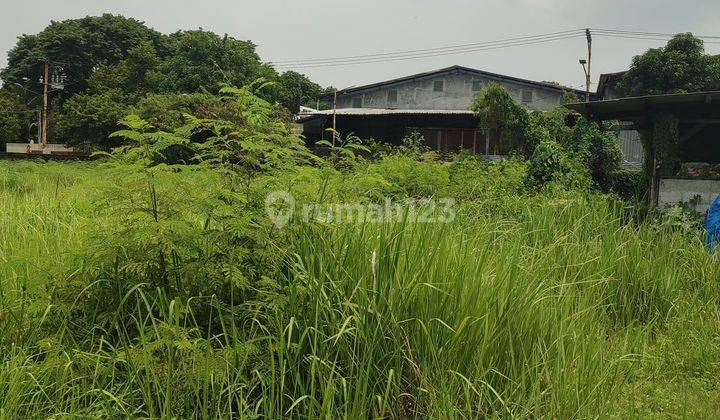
[338,73,564,111]
[658,178,720,213]
[6,143,74,154]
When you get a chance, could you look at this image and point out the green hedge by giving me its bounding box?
[610,169,645,200]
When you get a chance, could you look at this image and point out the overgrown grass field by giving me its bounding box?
[1,159,719,418]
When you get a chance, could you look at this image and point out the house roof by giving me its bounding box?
[296,107,476,123]
[596,71,626,97]
[325,65,590,98]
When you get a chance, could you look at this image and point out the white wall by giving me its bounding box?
[658,178,720,213]
[5,143,73,154]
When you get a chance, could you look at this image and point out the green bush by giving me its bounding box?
[0,89,28,146]
[471,83,535,156]
[368,154,449,198]
[611,169,644,200]
[448,153,527,200]
[526,140,569,188]
[568,118,622,191]
[55,89,132,148]
[133,92,245,132]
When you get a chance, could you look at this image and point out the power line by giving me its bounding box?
[272,33,584,70]
[273,35,583,69]
[268,28,720,71]
[594,33,720,45]
[592,28,720,40]
[271,29,584,65]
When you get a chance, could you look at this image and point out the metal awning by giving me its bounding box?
[566,91,720,127]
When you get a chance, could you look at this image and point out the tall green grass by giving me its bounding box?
[1,161,718,418]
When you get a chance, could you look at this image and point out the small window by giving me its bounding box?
[472,80,483,92]
[352,96,363,108]
[433,80,444,92]
[521,90,533,103]
[387,89,398,103]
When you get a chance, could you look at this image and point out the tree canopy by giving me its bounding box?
[0,89,30,145]
[0,14,327,147]
[1,14,166,100]
[617,33,720,96]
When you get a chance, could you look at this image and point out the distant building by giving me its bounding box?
[299,65,586,155]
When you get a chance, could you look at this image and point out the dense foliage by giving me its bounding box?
[0,89,30,146]
[618,33,720,96]
[0,79,716,417]
[470,82,535,156]
[0,14,327,146]
[566,118,623,191]
[2,18,713,418]
[1,137,717,417]
[469,83,624,193]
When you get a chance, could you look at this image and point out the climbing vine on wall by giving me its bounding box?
[644,113,680,178]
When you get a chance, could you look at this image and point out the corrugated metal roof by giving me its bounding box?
[296,108,475,123]
[322,65,589,99]
[566,91,720,122]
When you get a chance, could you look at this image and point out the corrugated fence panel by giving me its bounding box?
[618,130,644,167]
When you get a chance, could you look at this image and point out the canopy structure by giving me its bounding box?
[568,91,720,208]
[566,91,720,130]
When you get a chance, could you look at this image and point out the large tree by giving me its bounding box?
[146,30,273,94]
[618,33,720,96]
[1,15,330,147]
[276,71,325,113]
[0,89,30,146]
[1,14,165,101]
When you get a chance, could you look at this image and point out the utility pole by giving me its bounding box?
[332,89,338,146]
[585,28,592,103]
[36,109,42,144]
[41,59,50,148]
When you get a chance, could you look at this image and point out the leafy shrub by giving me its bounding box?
[530,107,573,147]
[56,89,132,148]
[0,89,28,146]
[567,118,622,191]
[471,83,535,156]
[448,152,527,200]
[57,83,314,342]
[361,132,431,159]
[546,157,592,192]
[611,169,644,200]
[133,92,245,133]
[526,140,569,188]
[368,154,449,198]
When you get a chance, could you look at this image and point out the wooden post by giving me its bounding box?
[585,29,592,103]
[41,59,50,148]
[332,89,338,146]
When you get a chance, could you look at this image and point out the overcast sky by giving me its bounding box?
[1,0,719,90]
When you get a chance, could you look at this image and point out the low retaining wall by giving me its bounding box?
[6,143,75,154]
[658,177,720,213]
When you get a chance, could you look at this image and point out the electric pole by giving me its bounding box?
[585,28,592,103]
[332,89,338,146]
[41,59,50,148]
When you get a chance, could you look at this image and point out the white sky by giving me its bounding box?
[1,0,719,90]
